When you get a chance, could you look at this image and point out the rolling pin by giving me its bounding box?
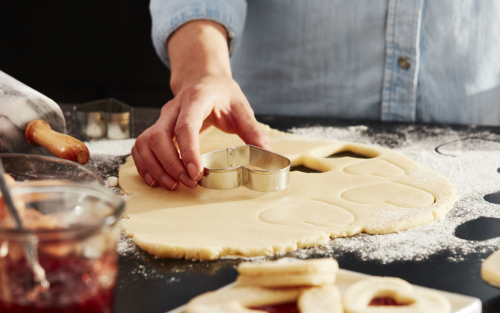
[25,120,90,164]
[0,70,91,163]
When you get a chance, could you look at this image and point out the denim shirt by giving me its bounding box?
[150,0,500,126]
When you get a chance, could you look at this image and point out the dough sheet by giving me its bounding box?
[119,126,456,260]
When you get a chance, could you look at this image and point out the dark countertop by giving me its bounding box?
[62,104,500,313]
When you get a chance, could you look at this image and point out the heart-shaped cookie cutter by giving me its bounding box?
[199,145,290,192]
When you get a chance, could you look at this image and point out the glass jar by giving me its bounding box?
[0,183,124,313]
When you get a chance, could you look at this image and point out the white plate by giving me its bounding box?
[167,268,481,313]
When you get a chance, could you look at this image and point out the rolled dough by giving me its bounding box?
[119,125,456,260]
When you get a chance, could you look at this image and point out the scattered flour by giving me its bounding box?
[85,139,135,156]
[117,232,138,256]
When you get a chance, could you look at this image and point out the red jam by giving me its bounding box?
[369,297,409,306]
[0,254,116,313]
[250,302,300,313]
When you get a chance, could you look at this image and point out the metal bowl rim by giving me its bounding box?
[0,153,104,185]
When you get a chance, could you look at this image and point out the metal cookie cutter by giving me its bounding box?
[199,145,291,192]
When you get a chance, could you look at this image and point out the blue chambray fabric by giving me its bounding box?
[150,0,500,125]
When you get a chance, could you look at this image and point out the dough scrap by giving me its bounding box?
[343,277,451,313]
[482,249,500,288]
[119,125,456,260]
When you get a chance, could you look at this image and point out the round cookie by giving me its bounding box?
[237,258,338,287]
[186,285,342,313]
[482,249,500,288]
[343,277,451,313]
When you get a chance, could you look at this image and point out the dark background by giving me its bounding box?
[0,0,174,108]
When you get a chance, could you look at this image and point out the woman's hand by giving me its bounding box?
[132,21,271,190]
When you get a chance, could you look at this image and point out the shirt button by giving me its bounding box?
[398,57,411,70]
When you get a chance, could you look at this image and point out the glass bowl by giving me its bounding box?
[0,154,103,185]
[0,183,124,312]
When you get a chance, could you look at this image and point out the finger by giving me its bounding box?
[148,104,198,188]
[131,146,159,187]
[136,134,179,190]
[231,104,272,151]
[174,99,207,182]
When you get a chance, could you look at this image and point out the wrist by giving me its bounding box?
[168,20,232,95]
[171,72,232,95]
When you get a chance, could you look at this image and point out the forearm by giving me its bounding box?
[168,20,232,95]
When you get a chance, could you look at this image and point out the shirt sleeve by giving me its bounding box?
[150,0,247,68]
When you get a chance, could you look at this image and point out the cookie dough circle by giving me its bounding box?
[120,126,456,260]
[482,249,500,288]
[343,277,451,313]
[237,258,338,288]
[186,285,342,313]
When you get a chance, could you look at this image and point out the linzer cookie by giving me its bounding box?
[236,258,338,287]
[343,277,451,313]
[186,284,342,313]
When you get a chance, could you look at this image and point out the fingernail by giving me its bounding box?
[187,163,201,181]
[145,173,158,187]
[170,181,179,191]
[160,175,178,191]
[180,173,197,189]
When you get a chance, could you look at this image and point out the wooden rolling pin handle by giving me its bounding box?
[25,120,90,164]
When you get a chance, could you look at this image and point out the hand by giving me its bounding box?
[132,74,271,190]
[133,20,271,190]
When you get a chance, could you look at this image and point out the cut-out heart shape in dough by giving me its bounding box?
[484,192,500,205]
[341,183,435,208]
[454,217,500,241]
[344,159,406,177]
[120,125,456,260]
[291,165,320,173]
[328,151,371,159]
[259,200,355,228]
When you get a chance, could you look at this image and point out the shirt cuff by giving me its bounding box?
[150,0,247,68]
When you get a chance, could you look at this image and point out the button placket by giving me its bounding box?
[381,0,424,122]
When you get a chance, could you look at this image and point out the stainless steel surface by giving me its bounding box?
[74,98,133,140]
[0,154,103,185]
[199,145,290,192]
